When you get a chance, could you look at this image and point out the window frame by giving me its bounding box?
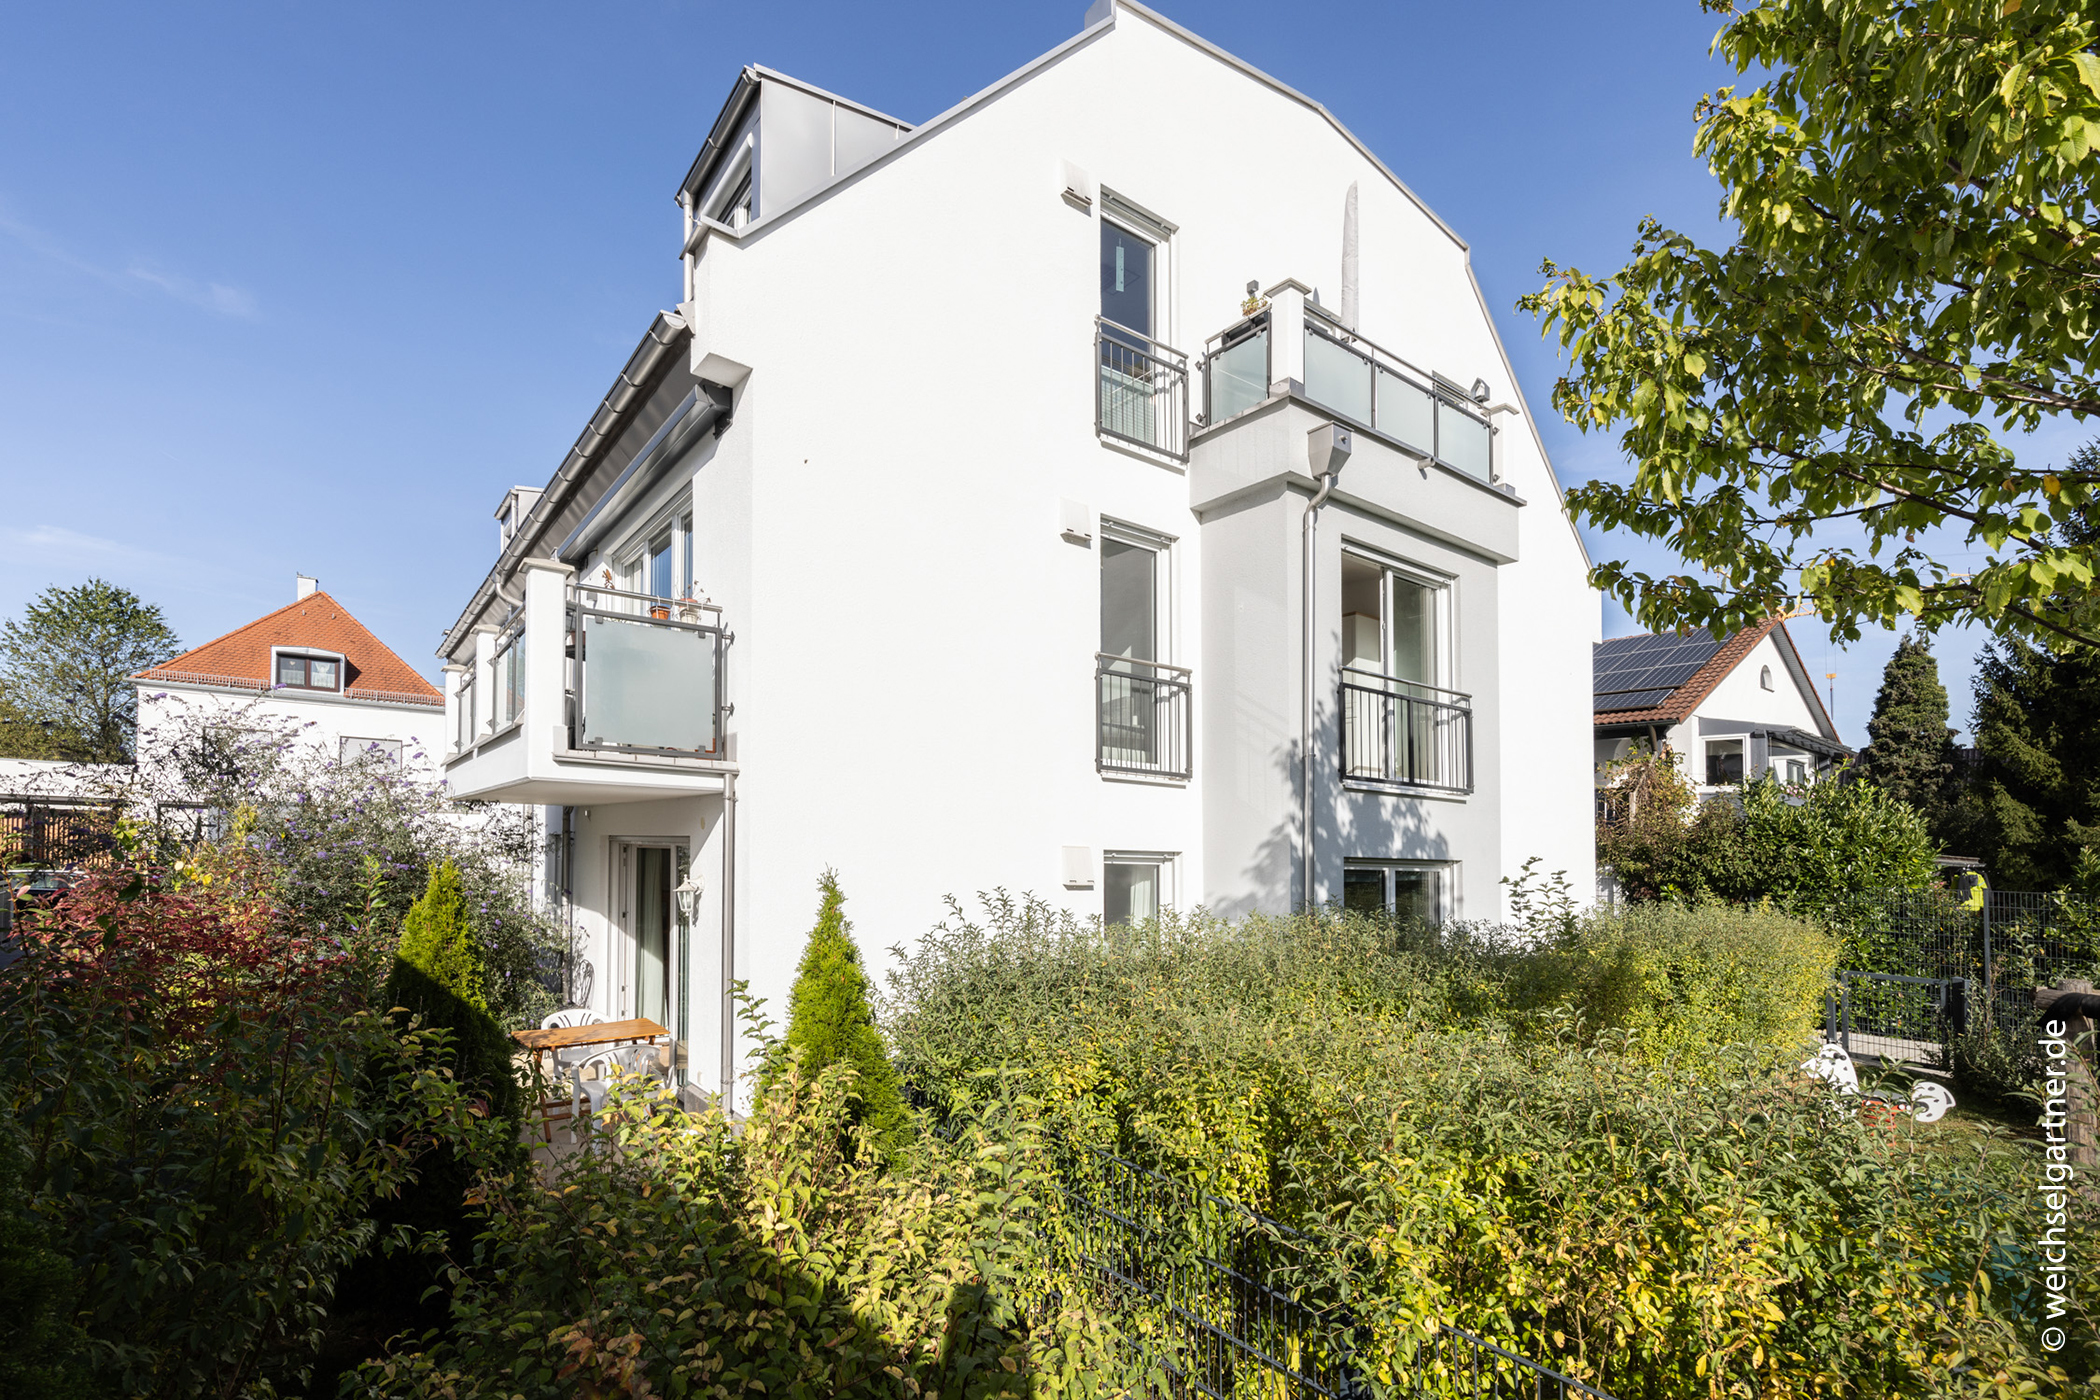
[613,500,698,607]
[1339,547,1456,692]
[1098,518,1177,667]
[1702,735,1749,787]
[270,647,346,694]
[1101,849,1177,926]
[1341,859,1455,924]
[339,736,404,766]
[1098,189,1176,347]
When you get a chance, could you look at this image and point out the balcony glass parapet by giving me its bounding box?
[571,587,726,758]
[1303,322,1494,481]
[1206,318,1270,424]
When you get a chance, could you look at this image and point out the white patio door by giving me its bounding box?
[616,842,689,1060]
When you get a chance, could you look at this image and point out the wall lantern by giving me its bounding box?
[674,872,704,926]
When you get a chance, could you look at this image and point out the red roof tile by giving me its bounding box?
[136,592,440,702]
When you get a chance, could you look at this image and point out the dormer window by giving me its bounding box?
[275,651,343,692]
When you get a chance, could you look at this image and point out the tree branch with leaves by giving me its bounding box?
[1522,0,2100,650]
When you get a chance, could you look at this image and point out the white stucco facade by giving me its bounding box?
[439,1,1599,1105]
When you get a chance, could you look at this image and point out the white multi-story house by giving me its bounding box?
[1592,617,1851,796]
[439,0,1598,1105]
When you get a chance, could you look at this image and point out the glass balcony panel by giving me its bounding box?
[581,613,717,753]
[1437,402,1492,479]
[1374,368,1434,454]
[1303,330,1371,425]
[1208,328,1268,422]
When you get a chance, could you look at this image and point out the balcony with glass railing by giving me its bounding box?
[567,582,726,759]
[1096,318,1189,461]
[1197,286,1497,483]
[444,564,732,803]
[1339,667,1473,794]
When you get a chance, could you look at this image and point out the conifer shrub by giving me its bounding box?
[765,872,910,1161]
[383,861,519,1121]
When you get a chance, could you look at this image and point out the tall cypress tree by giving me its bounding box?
[770,872,909,1161]
[1857,635,1955,829]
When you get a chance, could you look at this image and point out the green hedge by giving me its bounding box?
[885,897,2096,1393]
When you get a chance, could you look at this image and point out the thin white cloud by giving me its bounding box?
[0,205,259,320]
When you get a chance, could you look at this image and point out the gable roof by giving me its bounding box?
[1592,617,1845,747]
[137,593,441,705]
[1593,617,1786,728]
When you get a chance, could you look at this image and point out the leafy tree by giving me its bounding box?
[1856,634,1956,829]
[769,872,909,1160]
[1522,0,2100,651]
[1942,634,2100,888]
[1738,771,1938,898]
[1599,746,1935,902]
[0,580,180,762]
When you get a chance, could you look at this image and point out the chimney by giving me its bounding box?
[296,575,318,600]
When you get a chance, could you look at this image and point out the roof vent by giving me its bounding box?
[296,575,318,600]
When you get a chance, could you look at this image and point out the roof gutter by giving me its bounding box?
[439,311,690,659]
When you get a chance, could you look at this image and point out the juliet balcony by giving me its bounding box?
[1339,667,1473,794]
[445,563,734,805]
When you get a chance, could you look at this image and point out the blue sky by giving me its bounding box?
[0,0,2068,743]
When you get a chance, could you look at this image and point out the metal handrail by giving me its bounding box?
[1094,651,1192,678]
[569,581,725,617]
[1338,663,1470,702]
[1095,653,1191,781]
[1095,317,1191,461]
[1097,315,1189,367]
[1339,669,1473,794]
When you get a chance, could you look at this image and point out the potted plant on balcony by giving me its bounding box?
[649,600,671,621]
[675,594,708,625]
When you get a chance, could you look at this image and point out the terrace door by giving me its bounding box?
[618,843,688,1053]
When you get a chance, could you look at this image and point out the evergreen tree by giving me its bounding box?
[773,872,909,1160]
[1942,639,2100,889]
[382,862,516,1118]
[1857,635,1955,831]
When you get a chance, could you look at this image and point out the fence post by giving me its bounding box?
[1947,977,1969,1039]
[1981,892,1994,1004]
[2034,978,2098,1179]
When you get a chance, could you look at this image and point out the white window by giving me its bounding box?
[1339,551,1467,791]
[1705,738,1746,786]
[1759,665,1774,690]
[616,506,699,608]
[1097,523,1187,779]
[1103,851,1174,926]
[1342,861,1451,924]
[1785,758,1807,784]
[273,650,343,692]
[1340,553,1448,687]
[340,737,403,765]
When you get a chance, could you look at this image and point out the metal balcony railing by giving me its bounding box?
[1302,304,1494,480]
[1096,317,1189,461]
[1096,654,1191,780]
[1340,666,1472,793]
[567,584,727,759]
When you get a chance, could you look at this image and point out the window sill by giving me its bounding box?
[1097,767,1190,789]
[1341,779,1470,802]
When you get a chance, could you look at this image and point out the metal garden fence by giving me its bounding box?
[1053,1147,1615,1400]
[1810,887,2100,1036]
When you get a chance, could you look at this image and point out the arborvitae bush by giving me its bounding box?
[383,862,518,1121]
[767,872,909,1160]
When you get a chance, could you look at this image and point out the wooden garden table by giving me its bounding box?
[512,1018,670,1142]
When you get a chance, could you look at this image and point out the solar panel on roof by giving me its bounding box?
[1591,627,1721,709]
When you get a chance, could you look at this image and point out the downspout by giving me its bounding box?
[1300,424,1353,911]
[719,771,738,1111]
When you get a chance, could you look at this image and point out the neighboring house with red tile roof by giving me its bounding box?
[1594,617,1850,794]
[133,577,447,772]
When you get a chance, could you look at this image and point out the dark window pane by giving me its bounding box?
[1392,871,1438,925]
[309,659,339,690]
[276,655,303,686]
[1101,223,1152,338]
[1342,867,1386,913]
